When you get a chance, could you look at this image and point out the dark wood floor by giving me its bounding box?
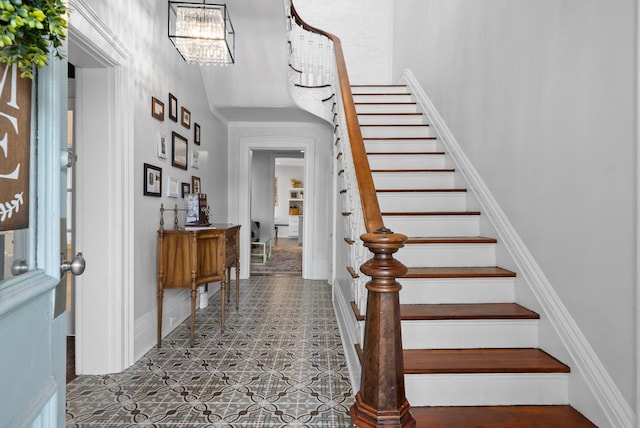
[66,336,76,383]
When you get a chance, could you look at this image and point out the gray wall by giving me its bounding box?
[392,0,636,414]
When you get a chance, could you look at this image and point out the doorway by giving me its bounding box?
[250,152,304,275]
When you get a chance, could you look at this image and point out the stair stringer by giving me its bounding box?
[400,69,633,428]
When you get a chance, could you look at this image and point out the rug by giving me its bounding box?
[250,245,302,274]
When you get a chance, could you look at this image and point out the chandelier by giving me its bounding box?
[168,1,235,65]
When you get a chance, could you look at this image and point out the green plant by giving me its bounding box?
[0,0,67,79]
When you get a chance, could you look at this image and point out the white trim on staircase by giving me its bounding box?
[401,69,634,428]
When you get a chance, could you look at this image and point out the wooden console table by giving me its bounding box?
[157,224,240,347]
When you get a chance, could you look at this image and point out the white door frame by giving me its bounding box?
[68,0,135,374]
[239,136,316,278]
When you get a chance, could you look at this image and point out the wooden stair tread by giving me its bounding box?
[377,188,467,193]
[411,405,597,427]
[402,266,516,278]
[406,236,496,244]
[382,211,481,216]
[400,303,539,320]
[403,348,570,374]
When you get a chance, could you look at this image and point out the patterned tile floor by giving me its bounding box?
[66,276,354,427]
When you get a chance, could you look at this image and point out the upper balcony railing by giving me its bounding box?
[286,2,416,427]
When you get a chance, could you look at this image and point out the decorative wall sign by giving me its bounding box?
[0,64,31,231]
[171,131,188,170]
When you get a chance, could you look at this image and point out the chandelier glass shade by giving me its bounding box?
[168,1,235,65]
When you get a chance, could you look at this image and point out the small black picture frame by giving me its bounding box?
[181,182,190,198]
[168,93,178,122]
[194,122,201,145]
[143,163,162,197]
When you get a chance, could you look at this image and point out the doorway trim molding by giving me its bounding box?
[238,136,316,278]
[68,0,135,373]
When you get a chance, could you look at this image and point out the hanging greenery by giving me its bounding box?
[0,0,67,79]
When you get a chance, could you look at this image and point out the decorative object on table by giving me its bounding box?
[167,176,180,198]
[171,131,188,170]
[180,106,191,129]
[143,163,162,197]
[181,183,190,198]
[186,193,199,224]
[194,123,201,145]
[185,193,210,226]
[168,1,235,65]
[0,0,68,79]
[190,150,200,169]
[168,93,178,121]
[151,97,164,121]
[290,178,303,188]
[191,176,201,194]
[157,133,168,159]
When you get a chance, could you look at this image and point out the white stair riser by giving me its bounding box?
[365,139,439,152]
[355,103,420,114]
[368,155,445,170]
[405,373,569,406]
[358,114,425,125]
[399,277,516,304]
[353,94,414,103]
[383,215,480,237]
[401,320,538,349]
[398,243,496,268]
[361,125,432,138]
[378,193,467,212]
[373,172,455,189]
[352,86,409,94]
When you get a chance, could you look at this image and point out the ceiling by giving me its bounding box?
[198,0,323,123]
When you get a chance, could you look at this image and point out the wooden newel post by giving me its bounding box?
[351,228,415,428]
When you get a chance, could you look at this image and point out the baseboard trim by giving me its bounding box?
[400,69,633,428]
[332,278,362,391]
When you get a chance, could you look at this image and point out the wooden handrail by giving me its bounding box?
[290,3,414,428]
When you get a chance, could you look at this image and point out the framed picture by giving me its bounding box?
[167,176,179,198]
[157,133,168,159]
[168,93,178,122]
[181,106,191,129]
[143,163,162,197]
[191,150,200,169]
[191,176,201,194]
[194,123,201,145]
[181,182,190,198]
[151,97,164,121]
[171,131,188,170]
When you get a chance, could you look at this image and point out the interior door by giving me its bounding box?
[0,57,69,427]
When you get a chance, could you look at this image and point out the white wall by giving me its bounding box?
[250,151,276,242]
[392,0,636,423]
[72,0,229,361]
[294,0,394,84]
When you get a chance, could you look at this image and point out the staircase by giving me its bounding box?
[352,84,597,427]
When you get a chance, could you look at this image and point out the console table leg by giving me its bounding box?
[190,288,197,347]
[157,289,164,348]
